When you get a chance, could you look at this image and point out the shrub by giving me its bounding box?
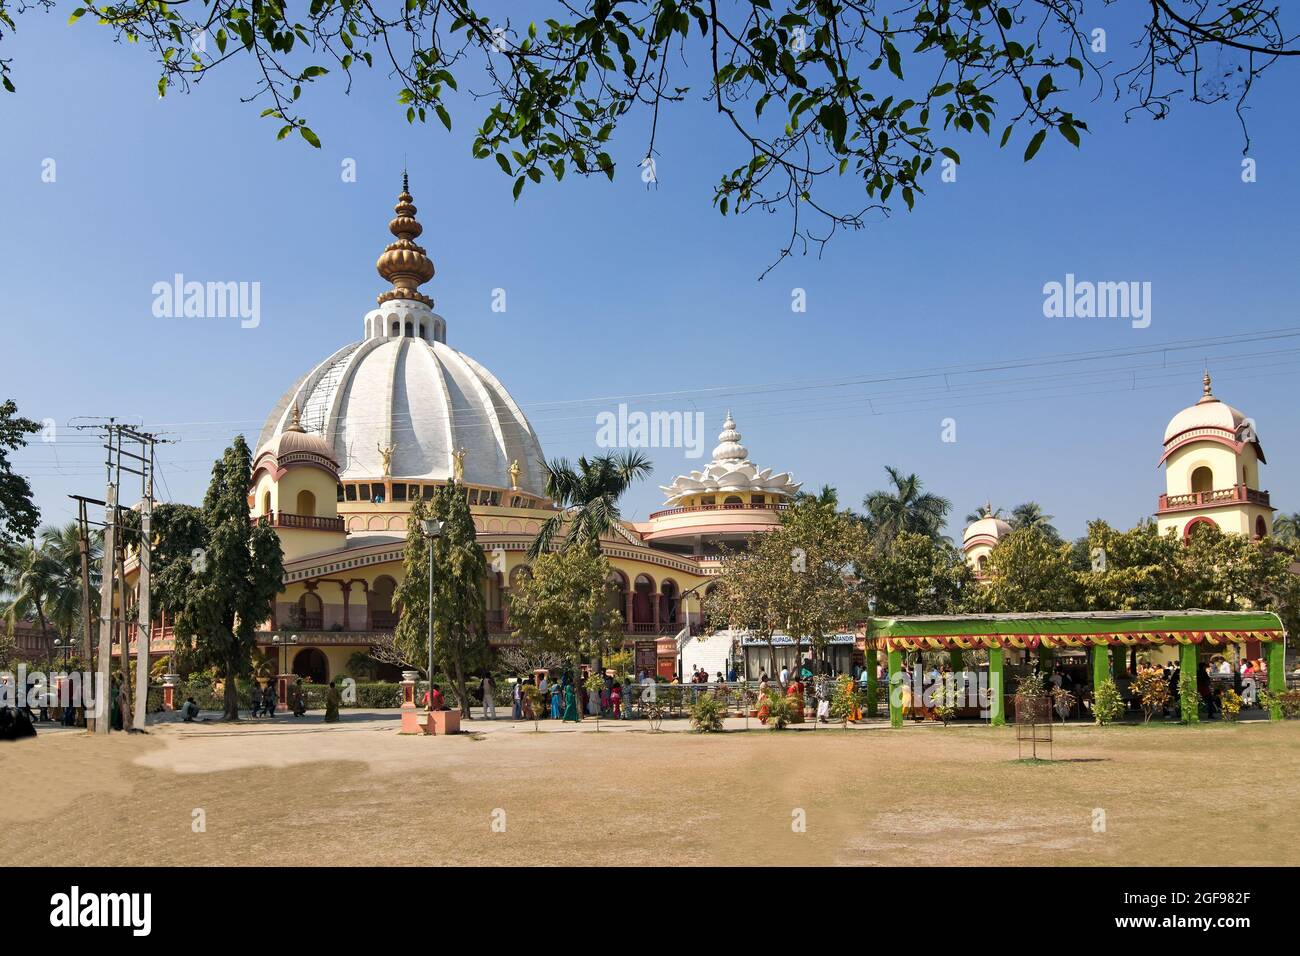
[1131,669,1170,722]
[1259,688,1300,719]
[763,690,796,730]
[1178,673,1200,722]
[829,675,860,727]
[1220,689,1243,721]
[1050,686,1076,723]
[689,693,725,732]
[1093,678,1125,725]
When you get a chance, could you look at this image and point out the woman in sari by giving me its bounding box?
[562,684,580,722]
[324,681,341,723]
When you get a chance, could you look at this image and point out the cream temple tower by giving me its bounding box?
[1155,371,1273,540]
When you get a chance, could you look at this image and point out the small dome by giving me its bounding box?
[257,406,338,470]
[1161,372,1263,461]
[963,515,1011,546]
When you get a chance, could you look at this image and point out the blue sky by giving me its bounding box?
[2,6,1297,538]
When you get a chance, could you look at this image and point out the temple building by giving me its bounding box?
[961,504,1011,579]
[229,180,803,684]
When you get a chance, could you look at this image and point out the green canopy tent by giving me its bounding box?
[866,610,1286,726]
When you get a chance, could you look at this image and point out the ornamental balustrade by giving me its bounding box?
[1157,485,1269,511]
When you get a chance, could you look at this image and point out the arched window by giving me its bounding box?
[1183,517,1216,541]
[369,575,398,629]
[1190,466,1213,495]
[296,489,316,516]
[723,495,743,506]
[977,555,988,573]
[1255,515,1268,538]
[418,323,426,339]
[391,320,401,336]
[262,490,272,515]
[297,592,323,630]
[632,574,655,627]
[660,579,679,625]
[405,321,414,337]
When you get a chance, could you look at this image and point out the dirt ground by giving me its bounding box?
[4,713,1297,866]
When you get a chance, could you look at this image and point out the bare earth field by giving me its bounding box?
[3,713,1297,867]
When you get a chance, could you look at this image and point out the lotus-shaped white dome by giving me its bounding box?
[659,414,800,506]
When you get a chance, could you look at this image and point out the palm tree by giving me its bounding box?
[39,523,100,653]
[1273,512,1300,543]
[1009,502,1060,542]
[528,451,653,558]
[863,466,952,544]
[1,538,60,656]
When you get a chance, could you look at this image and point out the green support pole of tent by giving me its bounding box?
[1091,643,1109,703]
[1179,642,1199,724]
[887,646,903,728]
[1267,639,1285,721]
[1111,645,1126,680]
[1037,646,1054,672]
[949,649,964,673]
[865,647,879,717]
[988,647,1005,726]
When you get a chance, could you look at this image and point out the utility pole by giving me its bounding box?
[75,418,169,734]
[75,497,94,730]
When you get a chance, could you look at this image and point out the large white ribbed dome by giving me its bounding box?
[258,334,546,496]
[256,179,547,497]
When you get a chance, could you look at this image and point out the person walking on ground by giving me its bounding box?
[324,681,341,723]
[263,684,276,718]
[562,683,579,722]
[249,682,262,719]
[481,674,496,720]
[512,679,523,720]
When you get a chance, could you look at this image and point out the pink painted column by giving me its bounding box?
[399,671,422,734]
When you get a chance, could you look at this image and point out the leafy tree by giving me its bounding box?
[508,542,622,694]
[1273,512,1300,544]
[706,532,791,673]
[393,482,490,718]
[163,438,284,720]
[1176,522,1292,610]
[0,399,40,547]
[529,451,652,558]
[147,503,210,676]
[980,526,1080,612]
[1077,520,1182,611]
[863,466,951,545]
[21,4,1298,269]
[861,530,974,615]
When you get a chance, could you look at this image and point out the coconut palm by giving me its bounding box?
[38,523,100,649]
[1273,512,1300,544]
[862,466,952,544]
[528,451,653,558]
[1009,502,1060,542]
[1,538,60,652]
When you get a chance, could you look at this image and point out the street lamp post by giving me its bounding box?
[271,633,298,709]
[421,518,443,713]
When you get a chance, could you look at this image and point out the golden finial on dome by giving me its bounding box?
[1197,368,1217,404]
[376,174,435,306]
[286,404,305,433]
